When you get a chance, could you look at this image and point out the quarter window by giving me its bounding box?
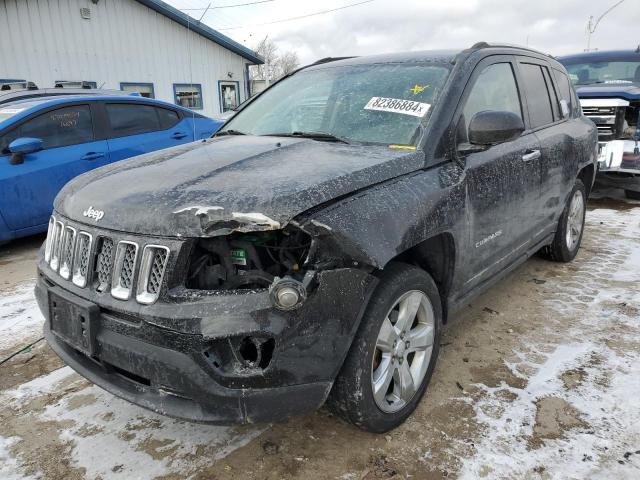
[519,63,554,128]
[174,84,203,110]
[552,69,573,116]
[461,62,523,137]
[2,105,94,152]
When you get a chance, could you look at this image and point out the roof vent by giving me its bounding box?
[80,7,91,19]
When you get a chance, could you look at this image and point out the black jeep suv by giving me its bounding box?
[36,43,597,432]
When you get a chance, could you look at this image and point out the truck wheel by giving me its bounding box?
[544,179,586,263]
[327,263,442,433]
[625,189,640,201]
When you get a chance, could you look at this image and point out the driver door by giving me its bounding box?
[0,104,109,231]
[456,57,543,294]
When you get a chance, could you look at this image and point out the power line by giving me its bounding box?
[216,0,376,31]
[179,0,276,10]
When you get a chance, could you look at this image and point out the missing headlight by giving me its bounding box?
[186,228,312,291]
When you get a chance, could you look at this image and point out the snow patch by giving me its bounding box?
[231,212,281,229]
[0,283,44,352]
[173,205,224,215]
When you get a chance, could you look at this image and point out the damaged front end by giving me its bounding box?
[36,210,379,424]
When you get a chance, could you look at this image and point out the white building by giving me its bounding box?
[0,0,263,118]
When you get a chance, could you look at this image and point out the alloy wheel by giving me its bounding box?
[371,290,435,413]
[565,190,584,251]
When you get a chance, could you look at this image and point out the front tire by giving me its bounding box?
[327,263,442,433]
[544,179,586,262]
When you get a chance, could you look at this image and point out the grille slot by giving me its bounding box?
[136,245,170,304]
[111,241,139,300]
[95,237,115,292]
[72,232,92,287]
[44,217,56,263]
[59,226,77,280]
[50,221,64,271]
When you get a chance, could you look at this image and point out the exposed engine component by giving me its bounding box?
[186,229,312,291]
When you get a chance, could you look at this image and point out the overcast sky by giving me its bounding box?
[166,0,640,65]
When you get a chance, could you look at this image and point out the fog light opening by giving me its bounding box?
[238,337,259,366]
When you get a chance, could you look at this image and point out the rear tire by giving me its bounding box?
[327,263,442,433]
[625,189,640,201]
[543,179,586,263]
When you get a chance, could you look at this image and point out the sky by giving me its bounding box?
[165,0,640,65]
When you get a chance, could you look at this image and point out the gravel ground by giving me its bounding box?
[0,190,639,480]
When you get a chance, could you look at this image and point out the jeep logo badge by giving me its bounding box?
[83,206,104,221]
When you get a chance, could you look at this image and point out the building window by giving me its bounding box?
[174,84,203,110]
[120,82,155,98]
[218,81,240,113]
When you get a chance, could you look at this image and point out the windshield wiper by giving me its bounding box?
[214,129,247,136]
[265,131,350,144]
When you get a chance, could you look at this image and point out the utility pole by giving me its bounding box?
[586,0,626,52]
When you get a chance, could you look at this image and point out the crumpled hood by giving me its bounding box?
[575,83,640,101]
[55,135,424,237]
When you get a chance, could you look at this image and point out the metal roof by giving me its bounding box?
[134,0,263,65]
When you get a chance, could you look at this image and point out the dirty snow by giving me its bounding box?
[173,205,225,215]
[231,212,281,229]
[0,283,44,352]
[459,206,640,479]
[1,366,266,479]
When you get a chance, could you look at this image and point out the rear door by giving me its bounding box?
[103,102,192,162]
[516,58,575,231]
[456,56,543,293]
[0,103,109,231]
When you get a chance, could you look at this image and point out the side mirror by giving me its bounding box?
[468,111,525,146]
[8,137,43,165]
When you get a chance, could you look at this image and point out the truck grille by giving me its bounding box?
[44,215,170,304]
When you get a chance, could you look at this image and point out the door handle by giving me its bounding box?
[522,149,541,162]
[81,152,105,161]
[171,132,188,139]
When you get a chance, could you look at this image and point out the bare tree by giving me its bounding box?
[250,37,300,85]
[276,51,300,77]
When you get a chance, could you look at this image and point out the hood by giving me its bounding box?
[55,136,424,237]
[575,84,640,101]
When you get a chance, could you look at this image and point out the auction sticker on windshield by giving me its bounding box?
[364,97,430,117]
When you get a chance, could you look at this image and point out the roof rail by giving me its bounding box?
[466,41,553,58]
[311,56,357,66]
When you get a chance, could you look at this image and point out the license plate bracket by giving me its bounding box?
[48,288,99,356]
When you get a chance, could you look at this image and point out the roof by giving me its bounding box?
[134,0,263,65]
[558,49,640,64]
[0,94,202,126]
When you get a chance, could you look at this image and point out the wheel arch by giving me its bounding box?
[578,163,595,198]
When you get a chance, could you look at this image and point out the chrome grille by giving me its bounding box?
[582,106,617,116]
[111,241,138,300]
[136,245,170,304]
[43,215,170,305]
[59,226,76,280]
[95,237,114,292]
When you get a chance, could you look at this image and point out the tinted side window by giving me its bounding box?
[15,105,93,150]
[106,104,161,137]
[461,62,523,139]
[552,68,573,116]
[519,63,554,128]
[542,66,560,121]
[157,108,180,129]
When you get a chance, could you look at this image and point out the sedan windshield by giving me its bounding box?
[220,62,451,146]
[564,60,640,86]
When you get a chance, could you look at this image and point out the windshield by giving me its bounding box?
[221,62,451,146]
[564,60,640,86]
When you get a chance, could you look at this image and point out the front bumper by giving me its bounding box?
[36,263,377,424]
[596,140,640,192]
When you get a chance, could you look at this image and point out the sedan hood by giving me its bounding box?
[55,136,424,237]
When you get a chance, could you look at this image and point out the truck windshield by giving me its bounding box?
[564,60,640,86]
[220,62,451,146]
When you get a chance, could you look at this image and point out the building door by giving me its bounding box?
[219,82,239,112]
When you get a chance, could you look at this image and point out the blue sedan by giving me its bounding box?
[0,95,222,244]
